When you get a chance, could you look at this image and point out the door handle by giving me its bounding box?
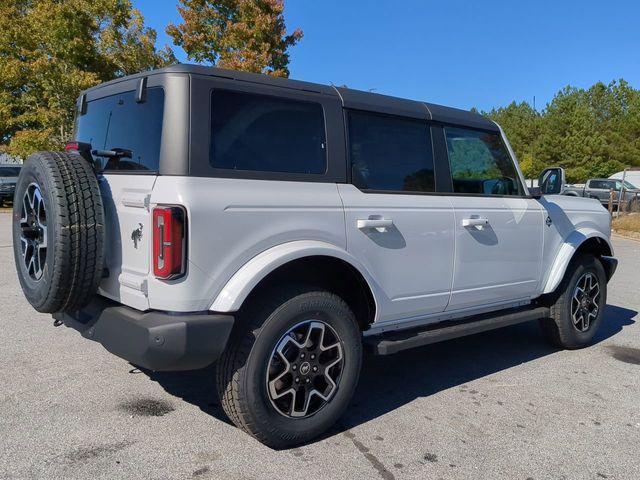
[357,218,394,230]
[461,217,489,228]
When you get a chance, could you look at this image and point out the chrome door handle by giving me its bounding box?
[357,218,394,230]
[461,217,489,228]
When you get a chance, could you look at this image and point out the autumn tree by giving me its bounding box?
[0,0,175,159]
[167,0,302,77]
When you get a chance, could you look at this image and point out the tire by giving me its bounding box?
[216,285,362,449]
[540,254,607,349]
[12,151,105,313]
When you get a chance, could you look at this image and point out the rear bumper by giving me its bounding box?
[53,296,234,371]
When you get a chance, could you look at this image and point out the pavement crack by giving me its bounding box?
[343,431,395,480]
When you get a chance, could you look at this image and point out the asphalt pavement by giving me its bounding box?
[1,212,639,480]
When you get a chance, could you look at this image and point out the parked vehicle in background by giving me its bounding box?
[11,65,618,448]
[564,178,640,211]
[610,170,640,188]
[0,164,21,206]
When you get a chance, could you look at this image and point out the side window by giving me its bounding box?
[444,127,523,196]
[210,90,326,174]
[589,180,605,189]
[347,111,435,193]
[75,88,165,172]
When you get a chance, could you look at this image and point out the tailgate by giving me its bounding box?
[98,173,157,311]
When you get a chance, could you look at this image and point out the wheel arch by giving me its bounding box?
[542,230,614,295]
[209,241,379,330]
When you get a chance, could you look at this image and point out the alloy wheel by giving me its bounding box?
[266,320,344,418]
[19,183,47,281]
[571,272,600,332]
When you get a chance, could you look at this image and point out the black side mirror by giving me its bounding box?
[538,167,566,195]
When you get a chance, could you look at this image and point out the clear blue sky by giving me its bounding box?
[133,0,640,112]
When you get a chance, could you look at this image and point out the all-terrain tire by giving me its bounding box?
[216,285,362,449]
[540,254,607,349]
[12,151,105,313]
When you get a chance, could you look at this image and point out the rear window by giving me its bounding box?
[75,88,164,172]
[347,111,435,193]
[0,167,21,177]
[209,90,327,174]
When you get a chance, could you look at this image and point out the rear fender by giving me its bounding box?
[209,240,380,315]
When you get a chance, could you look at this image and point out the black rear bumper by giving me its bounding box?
[53,296,234,371]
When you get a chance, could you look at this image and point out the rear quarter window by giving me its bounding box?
[209,90,327,174]
[75,88,164,172]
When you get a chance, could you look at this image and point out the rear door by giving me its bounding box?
[339,110,455,323]
[440,126,544,311]
[75,84,167,310]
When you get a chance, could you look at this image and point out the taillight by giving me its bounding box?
[65,141,80,152]
[153,206,187,280]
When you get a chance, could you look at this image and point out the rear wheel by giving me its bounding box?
[540,254,606,349]
[216,286,362,448]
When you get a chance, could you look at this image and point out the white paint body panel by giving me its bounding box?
[537,195,613,294]
[447,196,544,310]
[148,177,346,312]
[337,184,455,322]
[100,173,613,331]
[98,174,156,311]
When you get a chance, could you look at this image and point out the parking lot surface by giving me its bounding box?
[1,212,639,480]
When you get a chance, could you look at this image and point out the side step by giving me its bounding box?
[365,306,550,355]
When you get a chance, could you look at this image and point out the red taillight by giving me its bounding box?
[153,206,186,280]
[65,141,79,151]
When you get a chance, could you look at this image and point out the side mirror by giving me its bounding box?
[538,167,566,195]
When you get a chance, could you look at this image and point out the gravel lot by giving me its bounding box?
[1,211,639,480]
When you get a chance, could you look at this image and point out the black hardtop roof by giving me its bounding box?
[84,64,497,131]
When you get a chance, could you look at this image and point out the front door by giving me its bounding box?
[339,110,455,323]
[440,126,544,311]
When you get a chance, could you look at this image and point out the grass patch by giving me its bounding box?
[612,214,640,234]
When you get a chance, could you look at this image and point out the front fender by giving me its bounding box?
[542,228,614,294]
[209,240,380,314]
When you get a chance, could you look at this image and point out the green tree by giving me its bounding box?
[483,101,542,179]
[480,80,640,183]
[167,0,303,77]
[0,0,175,159]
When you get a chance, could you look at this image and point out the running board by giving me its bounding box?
[365,306,550,355]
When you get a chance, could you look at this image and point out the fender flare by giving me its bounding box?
[209,240,380,314]
[542,229,614,294]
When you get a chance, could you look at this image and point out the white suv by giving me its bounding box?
[12,65,617,448]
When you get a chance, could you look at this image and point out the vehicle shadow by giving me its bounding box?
[140,304,636,440]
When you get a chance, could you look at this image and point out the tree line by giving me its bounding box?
[479,80,640,182]
[1,1,638,183]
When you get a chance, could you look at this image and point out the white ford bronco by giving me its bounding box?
[12,65,617,448]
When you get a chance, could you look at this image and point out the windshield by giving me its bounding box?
[616,180,638,190]
[0,167,21,177]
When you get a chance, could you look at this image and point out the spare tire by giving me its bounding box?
[12,151,105,313]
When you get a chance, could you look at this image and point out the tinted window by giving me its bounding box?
[589,180,608,189]
[75,88,164,172]
[0,167,21,177]
[445,127,523,196]
[348,111,435,192]
[210,90,326,174]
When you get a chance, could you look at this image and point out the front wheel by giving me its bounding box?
[540,254,607,349]
[216,286,362,448]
